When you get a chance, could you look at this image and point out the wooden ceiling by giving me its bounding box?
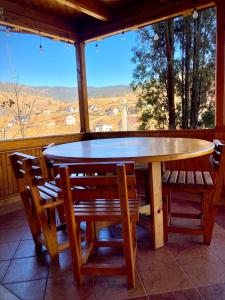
[0,0,215,43]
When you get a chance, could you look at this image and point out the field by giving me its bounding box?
[0,90,140,139]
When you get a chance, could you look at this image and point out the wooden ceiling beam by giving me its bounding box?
[0,0,79,42]
[55,0,109,21]
[80,0,215,42]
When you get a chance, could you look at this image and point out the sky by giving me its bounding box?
[0,29,137,87]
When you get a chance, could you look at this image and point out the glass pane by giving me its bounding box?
[0,30,79,139]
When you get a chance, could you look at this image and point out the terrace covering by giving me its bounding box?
[1,0,224,134]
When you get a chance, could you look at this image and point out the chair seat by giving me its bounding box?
[74,199,140,222]
[162,170,215,189]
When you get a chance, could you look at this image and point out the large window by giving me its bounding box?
[0,29,79,139]
[86,7,216,131]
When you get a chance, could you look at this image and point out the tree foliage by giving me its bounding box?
[131,8,216,129]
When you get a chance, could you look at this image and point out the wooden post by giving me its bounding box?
[148,162,164,249]
[215,0,225,129]
[75,41,90,133]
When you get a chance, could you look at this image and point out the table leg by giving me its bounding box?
[148,162,164,249]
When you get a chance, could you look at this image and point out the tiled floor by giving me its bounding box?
[1,200,225,299]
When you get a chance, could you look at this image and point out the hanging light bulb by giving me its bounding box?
[39,34,44,53]
[153,33,159,41]
[192,8,198,19]
[121,30,126,41]
[95,41,99,53]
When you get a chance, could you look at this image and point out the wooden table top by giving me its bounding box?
[43,137,214,163]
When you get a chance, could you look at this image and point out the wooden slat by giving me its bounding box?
[54,161,135,174]
[203,171,214,187]
[69,174,136,187]
[55,0,109,21]
[195,171,204,186]
[187,171,195,186]
[71,188,137,200]
[178,171,186,185]
[44,182,61,193]
[38,185,58,198]
[169,171,178,184]
[162,170,171,183]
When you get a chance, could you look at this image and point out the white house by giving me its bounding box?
[95,124,112,132]
[66,115,76,125]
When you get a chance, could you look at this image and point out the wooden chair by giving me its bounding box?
[55,161,140,289]
[162,139,225,244]
[9,152,69,262]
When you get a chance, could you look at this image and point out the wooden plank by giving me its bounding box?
[187,171,194,186]
[0,0,78,42]
[203,171,214,187]
[71,188,137,200]
[69,174,136,187]
[169,171,178,184]
[178,171,186,185]
[56,0,109,21]
[75,42,90,133]
[148,161,164,249]
[162,170,171,183]
[81,0,215,42]
[195,171,204,186]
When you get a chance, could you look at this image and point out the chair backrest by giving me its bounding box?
[210,140,225,171]
[9,152,44,194]
[42,143,56,181]
[210,140,225,204]
[54,161,137,207]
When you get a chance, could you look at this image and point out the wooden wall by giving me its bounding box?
[0,133,84,200]
[1,129,225,203]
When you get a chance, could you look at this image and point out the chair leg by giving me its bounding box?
[70,221,83,286]
[57,203,66,224]
[21,192,42,252]
[202,193,213,245]
[45,207,59,262]
[122,220,136,289]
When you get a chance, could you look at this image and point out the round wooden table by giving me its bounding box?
[44,137,214,249]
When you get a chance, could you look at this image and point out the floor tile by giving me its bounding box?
[3,256,49,284]
[198,282,225,299]
[5,279,46,300]
[22,229,33,240]
[209,231,225,262]
[13,239,47,259]
[0,227,25,242]
[137,246,192,295]
[45,276,95,300]
[93,272,146,300]
[0,215,28,229]
[0,260,10,282]
[177,252,225,287]
[166,236,212,260]
[137,244,175,271]
[0,284,19,300]
[0,241,19,260]
[148,288,201,299]
[48,249,73,280]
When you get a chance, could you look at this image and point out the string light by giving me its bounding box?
[39,33,44,53]
[153,33,159,41]
[95,41,99,53]
[192,8,198,19]
[121,30,126,41]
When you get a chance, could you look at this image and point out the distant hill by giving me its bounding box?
[0,82,132,103]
